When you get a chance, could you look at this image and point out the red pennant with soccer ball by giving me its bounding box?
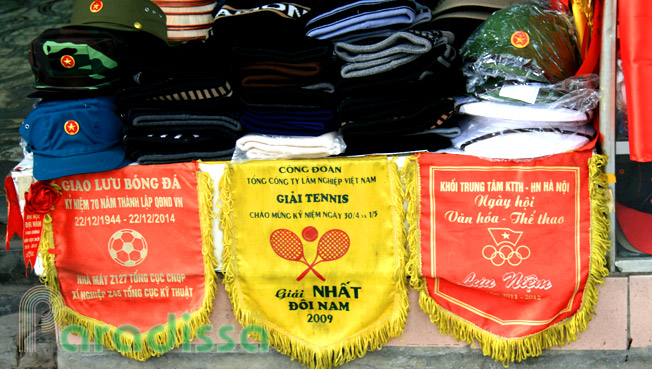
[41,162,217,360]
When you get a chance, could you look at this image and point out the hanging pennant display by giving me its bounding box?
[4,176,25,252]
[38,162,218,360]
[219,156,408,369]
[20,181,62,273]
[403,150,609,366]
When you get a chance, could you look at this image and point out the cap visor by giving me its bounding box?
[616,203,652,255]
[33,145,130,181]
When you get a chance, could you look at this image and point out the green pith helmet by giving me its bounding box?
[460,2,581,93]
[69,0,168,43]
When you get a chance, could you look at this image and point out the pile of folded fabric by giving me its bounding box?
[450,1,599,160]
[302,0,465,155]
[117,40,243,164]
[22,0,169,179]
[210,0,346,159]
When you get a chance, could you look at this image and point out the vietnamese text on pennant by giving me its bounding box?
[220,156,408,369]
[38,162,218,360]
[403,151,610,366]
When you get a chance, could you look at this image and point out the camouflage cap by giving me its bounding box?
[69,0,168,43]
[28,27,127,90]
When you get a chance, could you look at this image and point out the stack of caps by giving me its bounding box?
[211,1,346,160]
[449,1,599,160]
[450,95,597,159]
[22,0,170,180]
[28,0,168,93]
[303,0,463,155]
[151,0,217,42]
[117,40,242,164]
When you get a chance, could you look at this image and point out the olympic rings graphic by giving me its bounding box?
[482,244,531,266]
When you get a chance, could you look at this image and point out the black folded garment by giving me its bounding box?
[239,85,338,109]
[337,79,451,120]
[240,107,336,136]
[232,40,334,64]
[119,39,229,86]
[209,0,319,49]
[124,125,241,164]
[339,97,455,136]
[341,130,452,156]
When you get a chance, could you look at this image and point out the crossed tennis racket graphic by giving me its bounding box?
[269,227,350,281]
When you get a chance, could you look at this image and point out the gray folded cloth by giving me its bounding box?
[131,113,242,129]
[334,30,455,78]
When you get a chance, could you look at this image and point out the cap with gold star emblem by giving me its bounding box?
[18,97,129,181]
[460,2,581,96]
[28,27,126,90]
[68,0,168,43]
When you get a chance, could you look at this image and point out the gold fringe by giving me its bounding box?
[220,158,409,369]
[402,155,424,292]
[39,170,219,361]
[403,153,611,367]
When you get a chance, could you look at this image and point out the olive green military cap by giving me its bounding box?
[69,0,168,43]
[461,2,580,85]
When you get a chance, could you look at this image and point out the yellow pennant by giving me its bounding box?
[219,156,408,368]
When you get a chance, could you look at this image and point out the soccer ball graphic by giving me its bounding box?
[108,229,148,267]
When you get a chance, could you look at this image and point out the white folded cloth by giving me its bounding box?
[234,132,346,161]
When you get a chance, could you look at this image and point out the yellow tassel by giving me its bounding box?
[405,153,611,366]
[220,158,410,369]
[38,169,219,361]
[401,155,424,291]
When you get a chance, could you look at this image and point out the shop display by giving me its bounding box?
[2,0,616,367]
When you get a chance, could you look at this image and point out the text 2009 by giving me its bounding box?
[307,314,333,323]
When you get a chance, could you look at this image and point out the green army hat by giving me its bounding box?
[460,2,580,86]
[69,0,168,43]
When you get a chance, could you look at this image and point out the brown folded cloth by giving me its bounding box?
[238,61,326,88]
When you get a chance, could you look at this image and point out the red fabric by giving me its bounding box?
[4,176,23,251]
[575,0,602,76]
[619,1,652,161]
[49,162,206,332]
[616,203,652,254]
[417,150,592,338]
